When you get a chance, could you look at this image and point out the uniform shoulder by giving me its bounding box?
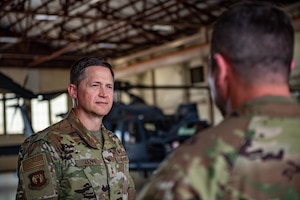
[19,119,73,157]
[185,116,249,147]
[159,116,250,169]
[24,118,72,145]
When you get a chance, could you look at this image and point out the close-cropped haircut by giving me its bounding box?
[70,56,114,85]
[210,1,294,84]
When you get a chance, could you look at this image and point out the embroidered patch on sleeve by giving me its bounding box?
[28,170,48,189]
[21,153,50,190]
[22,154,45,172]
[20,153,57,199]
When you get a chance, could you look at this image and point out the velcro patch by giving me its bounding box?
[22,154,45,172]
[75,159,103,167]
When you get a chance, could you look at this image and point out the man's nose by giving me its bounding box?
[98,86,107,96]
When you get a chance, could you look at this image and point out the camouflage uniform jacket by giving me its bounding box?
[16,109,136,200]
[138,96,300,200]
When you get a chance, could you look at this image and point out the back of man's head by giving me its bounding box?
[211,1,294,85]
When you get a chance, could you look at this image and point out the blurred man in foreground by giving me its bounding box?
[139,2,300,199]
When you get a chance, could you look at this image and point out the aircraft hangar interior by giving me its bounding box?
[0,0,300,199]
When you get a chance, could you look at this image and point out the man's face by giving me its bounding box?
[73,66,114,119]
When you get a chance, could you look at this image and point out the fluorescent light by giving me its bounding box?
[35,14,58,21]
[0,37,19,43]
[152,24,174,32]
[98,43,117,49]
[89,0,102,4]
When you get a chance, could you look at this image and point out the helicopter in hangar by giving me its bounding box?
[103,81,210,172]
[0,72,210,172]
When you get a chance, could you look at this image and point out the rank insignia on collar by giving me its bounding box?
[28,170,48,190]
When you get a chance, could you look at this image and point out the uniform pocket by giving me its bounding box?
[63,159,109,199]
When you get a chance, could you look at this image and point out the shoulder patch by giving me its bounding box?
[28,170,48,189]
[20,153,57,199]
[22,154,45,172]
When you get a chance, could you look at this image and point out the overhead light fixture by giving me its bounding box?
[98,43,117,49]
[152,24,174,32]
[35,14,58,21]
[89,0,102,4]
[0,37,19,43]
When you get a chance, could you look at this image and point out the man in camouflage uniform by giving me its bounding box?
[138,2,300,200]
[16,57,136,200]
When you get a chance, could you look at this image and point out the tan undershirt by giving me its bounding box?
[90,129,103,146]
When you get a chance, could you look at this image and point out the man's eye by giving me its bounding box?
[91,83,100,88]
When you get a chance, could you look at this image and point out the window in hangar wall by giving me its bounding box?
[190,66,205,84]
[0,94,3,134]
[32,98,50,132]
[0,93,24,135]
[32,93,68,132]
[50,93,68,124]
[0,93,68,135]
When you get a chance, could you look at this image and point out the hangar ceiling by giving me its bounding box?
[0,0,300,70]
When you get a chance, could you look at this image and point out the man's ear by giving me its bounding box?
[68,84,77,99]
[214,53,230,88]
[212,53,231,103]
[290,60,295,71]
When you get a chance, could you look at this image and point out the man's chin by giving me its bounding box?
[88,110,106,118]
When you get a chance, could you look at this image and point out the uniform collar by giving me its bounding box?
[66,109,103,149]
[231,95,297,117]
[242,95,295,107]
